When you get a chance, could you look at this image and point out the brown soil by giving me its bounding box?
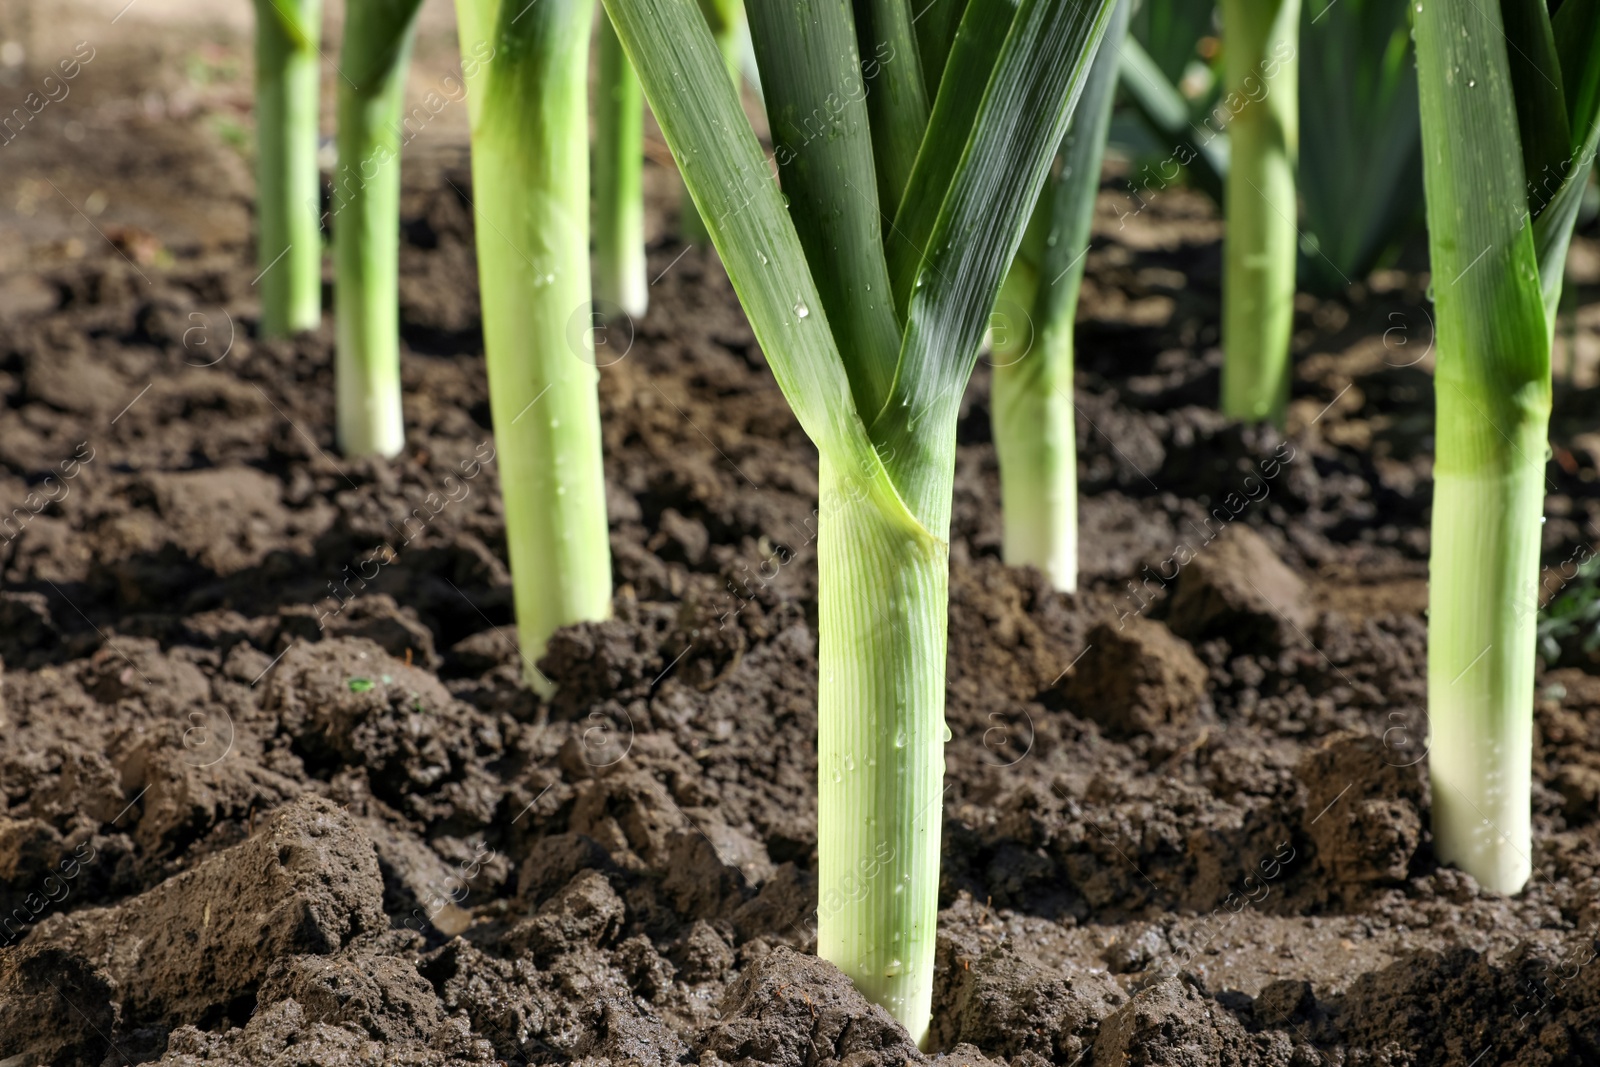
[7,13,1600,1067]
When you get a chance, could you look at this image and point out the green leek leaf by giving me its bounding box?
[603,0,922,533]
[746,0,903,417]
[884,0,1020,318]
[853,0,931,216]
[872,0,1115,528]
[1500,0,1570,219]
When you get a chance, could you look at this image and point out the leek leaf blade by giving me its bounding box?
[874,0,1115,530]
[1416,0,1550,897]
[885,0,1020,318]
[1532,0,1600,320]
[1500,0,1570,219]
[603,0,927,538]
[853,0,931,216]
[745,0,903,417]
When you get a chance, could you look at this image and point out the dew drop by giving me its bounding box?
[893,730,908,749]
[884,958,904,977]
[832,767,843,783]
[1467,78,1476,88]
[844,752,856,771]
[941,722,953,742]
[794,301,810,319]
[758,252,768,264]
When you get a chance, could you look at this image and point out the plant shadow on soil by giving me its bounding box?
[8,79,1600,1067]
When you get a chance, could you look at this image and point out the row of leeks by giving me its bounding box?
[249,0,1112,1040]
[996,0,1596,903]
[250,0,611,693]
[243,0,1600,1040]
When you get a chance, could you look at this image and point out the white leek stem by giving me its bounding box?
[816,455,949,1047]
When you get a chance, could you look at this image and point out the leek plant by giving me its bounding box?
[594,14,648,318]
[454,0,613,693]
[1219,0,1298,424]
[334,0,426,458]
[991,0,1128,592]
[1415,0,1599,894]
[253,0,324,337]
[603,0,1113,1041]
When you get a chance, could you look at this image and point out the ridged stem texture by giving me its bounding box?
[1219,0,1298,424]
[334,0,425,458]
[815,455,948,1034]
[455,0,612,694]
[254,0,325,337]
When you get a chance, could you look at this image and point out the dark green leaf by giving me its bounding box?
[872,0,1115,528]
[853,0,931,216]
[1501,0,1570,218]
[884,0,1020,319]
[1298,0,1422,291]
[746,0,903,415]
[1531,0,1600,322]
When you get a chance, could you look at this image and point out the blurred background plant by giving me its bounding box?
[1540,555,1600,667]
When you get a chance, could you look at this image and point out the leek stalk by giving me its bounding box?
[333,0,426,458]
[1219,0,1298,424]
[455,0,612,693]
[253,0,324,337]
[593,13,648,318]
[603,0,1112,1040]
[992,0,1127,592]
[1416,0,1599,893]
